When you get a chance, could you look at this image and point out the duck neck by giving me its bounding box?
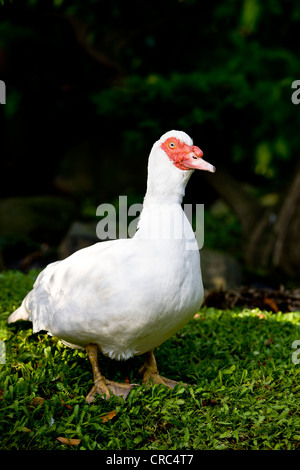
[143,147,193,206]
[143,191,184,207]
[137,174,195,243]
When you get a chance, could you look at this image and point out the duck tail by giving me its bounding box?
[7,298,30,324]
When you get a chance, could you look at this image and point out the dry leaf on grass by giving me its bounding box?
[57,437,81,446]
[22,427,32,433]
[27,397,45,408]
[100,410,117,423]
[59,397,72,410]
[204,286,300,312]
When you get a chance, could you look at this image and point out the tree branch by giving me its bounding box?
[65,15,123,74]
[272,160,300,267]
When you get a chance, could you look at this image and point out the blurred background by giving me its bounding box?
[0,0,300,301]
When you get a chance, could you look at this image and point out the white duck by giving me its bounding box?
[8,130,215,402]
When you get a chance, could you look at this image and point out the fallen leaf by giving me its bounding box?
[60,397,72,410]
[57,437,81,446]
[265,337,274,346]
[202,398,217,407]
[22,427,32,433]
[100,410,117,422]
[264,297,279,312]
[28,397,45,408]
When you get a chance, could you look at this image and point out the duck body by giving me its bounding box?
[12,202,202,360]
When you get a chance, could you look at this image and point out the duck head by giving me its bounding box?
[145,130,215,204]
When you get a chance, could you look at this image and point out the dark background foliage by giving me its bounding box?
[0,0,300,286]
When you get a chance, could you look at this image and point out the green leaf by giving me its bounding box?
[223,364,236,375]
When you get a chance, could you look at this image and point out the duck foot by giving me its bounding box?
[86,378,135,403]
[139,350,185,389]
[142,373,180,389]
[85,343,135,403]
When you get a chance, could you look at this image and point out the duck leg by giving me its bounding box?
[139,350,181,389]
[85,344,135,403]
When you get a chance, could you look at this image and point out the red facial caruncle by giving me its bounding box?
[161,137,215,173]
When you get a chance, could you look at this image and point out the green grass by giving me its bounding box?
[0,270,299,450]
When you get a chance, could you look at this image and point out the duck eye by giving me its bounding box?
[168,142,176,149]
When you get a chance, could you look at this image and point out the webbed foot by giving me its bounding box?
[85,343,136,403]
[139,350,185,389]
[86,377,135,403]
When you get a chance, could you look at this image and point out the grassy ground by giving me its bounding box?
[0,270,299,450]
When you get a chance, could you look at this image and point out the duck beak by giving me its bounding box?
[182,146,216,173]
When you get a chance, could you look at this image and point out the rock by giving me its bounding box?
[58,220,99,259]
[53,138,145,201]
[200,248,242,290]
[0,196,77,244]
